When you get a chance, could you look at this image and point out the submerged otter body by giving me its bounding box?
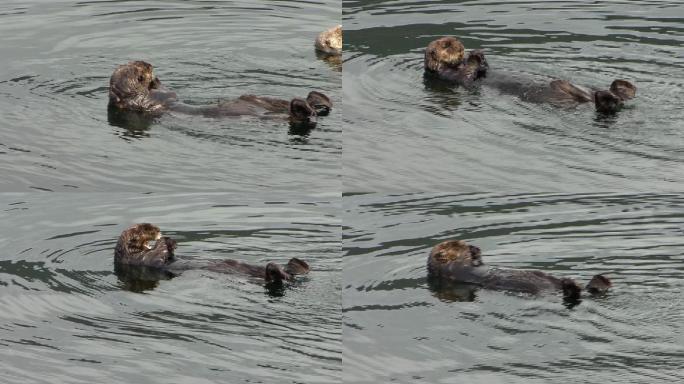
[108,61,332,126]
[485,72,637,113]
[114,223,310,285]
[427,240,610,302]
[424,36,636,113]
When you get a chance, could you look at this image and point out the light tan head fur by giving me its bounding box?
[315,25,342,55]
[424,37,465,72]
[429,240,482,267]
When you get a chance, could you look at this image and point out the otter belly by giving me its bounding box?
[481,267,562,294]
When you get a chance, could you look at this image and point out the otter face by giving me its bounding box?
[424,37,466,72]
[126,223,161,251]
[429,240,483,267]
[108,61,177,112]
[315,25,342,55]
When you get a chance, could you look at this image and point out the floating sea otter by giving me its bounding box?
[108,61,332,126]
[424,36,636,113]
[424,36,488,87]
[114,223,310,286]
[427,240,611,303]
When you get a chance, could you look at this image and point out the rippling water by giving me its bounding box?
[0,0,341,192]
[343,193,684,383]
[343,0,684,191]
[0,193,341,383]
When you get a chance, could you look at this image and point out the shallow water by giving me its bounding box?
[0,192,341,383]
[0,0,341,192]
[343,0,684,191]
[343,193,684,383]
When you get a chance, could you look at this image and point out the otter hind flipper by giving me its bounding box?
[610,79,636,100]
[306,91,332,116]
[586,274,612,296]
[285,257,310,276]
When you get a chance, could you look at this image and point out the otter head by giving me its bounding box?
[315,25,342,55]
[429,240,483,267]
[289,98,317,126]
[306,91,332,116]
[586,274,611,295]
[127,223,162,252]
[108,61,177,112]
[424,37,466,72]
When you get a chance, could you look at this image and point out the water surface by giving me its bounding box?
[0,192,341,383]
[343,193,684,383]
[343,0,684,191]
[0,0,341,192]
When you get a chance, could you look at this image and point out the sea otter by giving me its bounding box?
[424,36,488,87]
[427,240,610,302]
[114,223,310,284]
[108,61,332,126]
[315,25,342,55]
[424,36,636,113]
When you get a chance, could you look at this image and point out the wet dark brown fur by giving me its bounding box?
[423,38,636,113]
[428,240,610,301]
[108,61,332,125]
[114,223,310,284]
[424,37,489,86]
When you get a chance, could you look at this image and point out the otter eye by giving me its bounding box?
[138,75,144,83]
[325,39,330,46]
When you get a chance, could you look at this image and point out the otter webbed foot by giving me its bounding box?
[594,79,636,114]
[306,91,332,116]
[586,274,612,296]
[285,257,310,276]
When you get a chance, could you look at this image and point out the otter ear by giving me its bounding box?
[306,91,332,116]
[289,98,316,124]
[610,79,636,100]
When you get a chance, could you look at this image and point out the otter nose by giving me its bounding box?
[469,245,481,256]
